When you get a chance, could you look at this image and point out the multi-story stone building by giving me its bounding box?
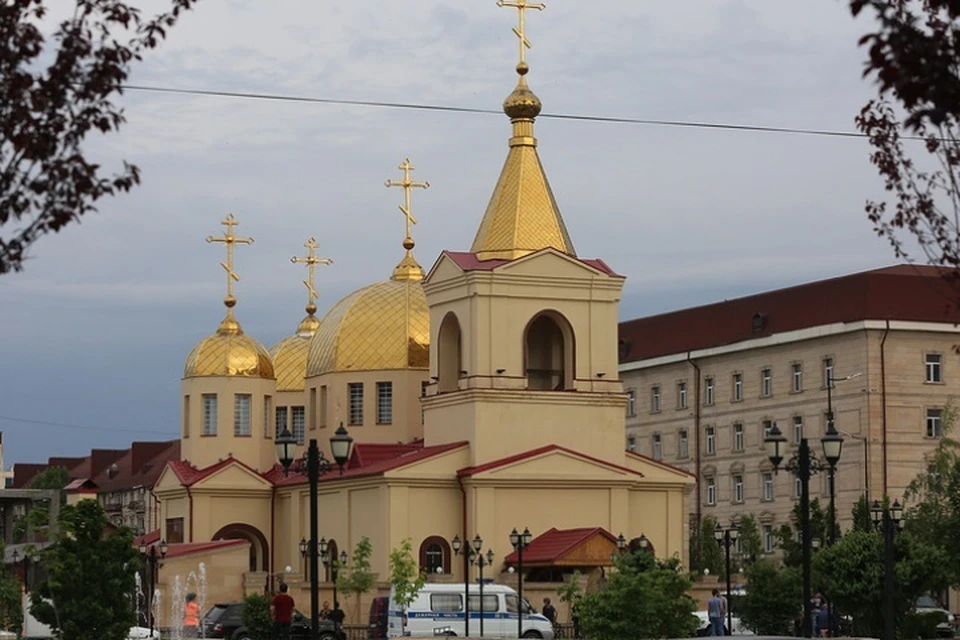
[618,265,960,554]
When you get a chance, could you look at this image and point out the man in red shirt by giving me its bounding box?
[271,583,296,640]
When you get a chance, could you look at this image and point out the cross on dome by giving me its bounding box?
[497,0,545,68]
[385,158,430,249]
[205,214,254,309]
[290,237,333,316]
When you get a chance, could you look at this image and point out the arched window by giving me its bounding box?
[325,539,339,583]
[419,536,451,575]
[437,313,462,393]
[629,537,656,557]
[524,312,575,390]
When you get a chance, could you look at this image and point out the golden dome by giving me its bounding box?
[184,311,275,379]
[270,313,322,391]
[306,277,429,377]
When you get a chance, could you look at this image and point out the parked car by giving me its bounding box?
[369,596,389,640]
[203,602,342,640]
[691,611,754,637]
[914,595,957,638]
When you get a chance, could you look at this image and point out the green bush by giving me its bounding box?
[241,594,273,640]
[902,611,950,639]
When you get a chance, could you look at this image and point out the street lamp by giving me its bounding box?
[452,535,476,637]
[509,528,533,639]
[714,522,739,636]
[871,500,904,640]
[299,537,309,580]
[321,543,348,637]
[137,539,168,638]
[765,421,843,638]
[277,423,354,640]
[472,548,496,638]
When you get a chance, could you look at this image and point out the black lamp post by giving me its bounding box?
[299,537,310,581]
[871,500,903,640]
[821,421,843,637]
[321,542,348,635]
[714,521,740,636]
[509,527,533,639]
[277,423,354,640]
[138,539,168,637]
[472,545,496,638]
[765,421,843,639]
[451,535,476,638]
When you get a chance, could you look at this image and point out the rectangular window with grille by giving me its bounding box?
[761,368,772,397]
[793,415,804,443]
[733,373,743,401]
[733,423,744,452]
[792,363,803,392]
[276,406,288,438]
[292,406,305,444]
[678,382,688,409]
[626,389,637,417]
[377,382,393,424]
[348,383,364,425]
[733,475,744,503]
[762,472,774,501]
[652,434,662,460]
[651,385,661,413]
[202,394,217,436]
[264,395,272,438]
[706,477,716,506]
[705,426,716,455]
[320,385,328,428]
[705,377,715,406]
[926,354,943,383]
[234,394,252,436]
[763,525,774,552]
[678,430,689,458]
[927,408,944,437]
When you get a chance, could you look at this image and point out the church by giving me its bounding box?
[149,1,694,624]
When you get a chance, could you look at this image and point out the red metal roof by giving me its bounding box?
[503,527,617,564]
[441,250,622,277]
[161,539,246,559]
[619,265,960,363]
[64,478,97,492]
[351,442,424,467]
[456,444,645,478]
[166,455,265,487]
[133,529,160,547]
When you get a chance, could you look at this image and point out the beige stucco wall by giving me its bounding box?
[154,544,251,629]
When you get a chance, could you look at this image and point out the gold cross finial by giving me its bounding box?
[497,0,545,67]
[205,214,254,308]
[384,158,430,246]
[290,237,333,315]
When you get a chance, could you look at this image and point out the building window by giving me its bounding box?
[761,368,772,397]
[705,426,716,455]
[733,474,744,503]
[652,434,662,460]
[275,406,288,438]
[348,383,364,425]
[705,377,715,406]
[421,380,429,424]
[677,382,688,409]
[706,477,716,506]
[182,395,190,438]
[926,354,943,383]
[377,382,393,424]
[292,406,305,444]
[651,385,661,413]
[264,396,273,438]
[202,394,217,436]
[319,385,328,428]
[823,357,834,388]
[792,363,803,392]
[308,387,317,431]
[733,373,743,401]
[234,394,252,436]
[627,435,637,452]
[763,525,775,553]
[927,408,944,438]
[626,389,637,417]
[793,415,804,443]
[419,537,451,575]
[733,423,744,452]
[762,419,774,440]
[165,517,184,544]
[678,430,689,458]
[762,471,774,501]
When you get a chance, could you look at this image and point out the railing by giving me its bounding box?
[351,622,580,640]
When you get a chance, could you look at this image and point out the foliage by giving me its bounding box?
[812,528,949,638]
[576,552,697,640]
[775,498,833,567]
[387,539,425,636]
[241,593,272,640]
[851,494,874,533]
[0,0,198,274]
[697,516,724,577]
[736,514,763,566]
[848,0,960,277]
[30,499,138,640]
[738,559,801,636]
[902,610,951,640]
[0,542,23,632]
[14,466,70,543]
[337,537,374,622]
[556,570,584,604]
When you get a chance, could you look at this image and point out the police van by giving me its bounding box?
[386,583,555,638]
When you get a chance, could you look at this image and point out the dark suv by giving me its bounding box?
[203,602,341,640]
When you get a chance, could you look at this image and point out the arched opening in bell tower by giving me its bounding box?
[524,311,575,390]
[437,312,463,393]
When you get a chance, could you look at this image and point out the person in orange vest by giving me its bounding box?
[184,593,200,638]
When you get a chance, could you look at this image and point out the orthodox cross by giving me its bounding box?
[290,237,333,307]
[384,158,429,243]
[205,214,253,304]
[497,0,545,66]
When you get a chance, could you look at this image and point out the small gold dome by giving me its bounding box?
[184,311,275,379]
[306,278,429,377]
[270,313,322,392]
[503,65,542,120]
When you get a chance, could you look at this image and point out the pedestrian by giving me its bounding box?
[329,601,346,640]
[183,593,200,638]
[320,601,331,620]
[270,583,295,640]
[542,598,557,631]
[707,589,726,637]
[816,605,830,638]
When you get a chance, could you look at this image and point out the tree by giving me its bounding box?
[736,514,763,566]
[576,552,697,640]
[775,499,832,568]
[0,0,198,274]
[388,539,425,637]
[697,516,724,577]
[15,466,70,542]
[241,593,273,640]
[337,537,375,623]
[0,543,23,633]
[849,1,960,279]
[851,494,874,533]
[738,559,801,636]
[30,499,138,640]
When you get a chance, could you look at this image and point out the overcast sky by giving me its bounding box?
[0,0,902,466]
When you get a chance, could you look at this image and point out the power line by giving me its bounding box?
[122,84,881,141]
[0,414,173,436]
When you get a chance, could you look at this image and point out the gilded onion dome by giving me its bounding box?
[184,308,275,379]
[270,314,322,391]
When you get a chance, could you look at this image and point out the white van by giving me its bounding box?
[387,583,555,639]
